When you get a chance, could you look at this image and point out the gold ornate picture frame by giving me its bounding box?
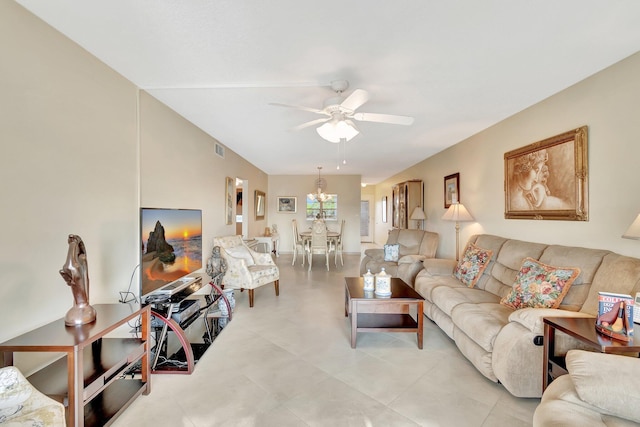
[225,177,234,225]
[255,190,266,220]
[504,126,588,221]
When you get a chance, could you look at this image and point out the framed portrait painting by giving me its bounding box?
[444,173,460,208]
[277,196,297,213]
[504,126,588,221]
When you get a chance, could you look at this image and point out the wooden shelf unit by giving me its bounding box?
[0,303,151,427]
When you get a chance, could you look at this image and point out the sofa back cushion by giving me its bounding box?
[580,253,640,316]
[481,238,547,298]
[539,245,610,311]
[387,229,438,258]
[418,231,439,259]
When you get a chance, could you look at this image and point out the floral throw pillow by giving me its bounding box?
[383,244,400,262]
[500,257,581,310]
[453,243,494,288]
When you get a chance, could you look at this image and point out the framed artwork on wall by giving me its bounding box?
[382,196,387,223]
[277,196,297,213]
[225,176,234,225]
[504,126,588,221]
[444,173,460,208]
[255,190,266,220]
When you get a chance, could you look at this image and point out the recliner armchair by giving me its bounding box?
[213,235,280,307]
[360,228,439,287]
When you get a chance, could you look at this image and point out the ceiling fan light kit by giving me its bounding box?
[316,118,359,143]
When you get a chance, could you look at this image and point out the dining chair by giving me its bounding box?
[334,219,345,266]
[291,219,306,266]
[306,219,334,271]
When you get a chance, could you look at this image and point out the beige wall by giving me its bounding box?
[0,1,267,358]
[269,175,362,254]
[375,52,640,260]
[139,91,268,252]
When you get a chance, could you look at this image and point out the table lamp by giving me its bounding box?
[442,202,474,261]
[410,206,426,229]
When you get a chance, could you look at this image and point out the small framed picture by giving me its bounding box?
[277,196,297,213]
[444,173,460,208]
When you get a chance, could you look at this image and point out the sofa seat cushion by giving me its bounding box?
[451,302,514,352]
[415,275,465,302]
[432,286,500,316]
[361,260,399,277]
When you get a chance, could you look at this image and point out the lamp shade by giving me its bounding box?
[623,214,640,240]
[442,203,474,222]
[410,206,426,220]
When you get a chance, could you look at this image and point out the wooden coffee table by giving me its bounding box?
[344,277,424,349]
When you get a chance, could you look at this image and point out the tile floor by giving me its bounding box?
[113,251,540,427]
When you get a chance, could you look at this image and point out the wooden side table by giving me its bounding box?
[542,316,640,392]
[0,304,150,427]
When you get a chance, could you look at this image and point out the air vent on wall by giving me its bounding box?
[215,143,225,159]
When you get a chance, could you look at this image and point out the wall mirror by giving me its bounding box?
[255,190,265,220]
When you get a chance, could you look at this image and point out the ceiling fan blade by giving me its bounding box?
[353,112,415,126]
[340,89,370,112]
[293,117,329,131]
[269,102,326,115]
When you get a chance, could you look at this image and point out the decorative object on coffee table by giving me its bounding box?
[59,234,96,326]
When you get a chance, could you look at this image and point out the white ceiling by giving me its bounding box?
[16,0,640,184]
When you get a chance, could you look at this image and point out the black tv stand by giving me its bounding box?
[144,278,231,374]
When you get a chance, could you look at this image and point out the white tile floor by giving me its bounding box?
[113,251,539,427]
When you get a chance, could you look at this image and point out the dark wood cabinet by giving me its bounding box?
[392,180,423,229]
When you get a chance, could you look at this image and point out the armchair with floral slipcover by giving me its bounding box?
[213,235,280,307]
[0,366,65,426]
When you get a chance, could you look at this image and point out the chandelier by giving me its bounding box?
[308,166,332,202]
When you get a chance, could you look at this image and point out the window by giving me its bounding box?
[306,195,338,221]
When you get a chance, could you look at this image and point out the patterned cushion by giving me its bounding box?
[500,257,581,310]
[384,244,400,262]
[453,243,494,288]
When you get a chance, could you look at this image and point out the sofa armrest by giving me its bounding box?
[363,248,384,260]
[566,349,640,423]
[398,254,425,265]
[421,258,457,276]
[508,308,593,335]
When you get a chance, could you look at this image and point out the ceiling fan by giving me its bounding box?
[270,80,415,143]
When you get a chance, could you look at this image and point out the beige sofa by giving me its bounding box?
[534,350,640,426]
[360,228,439,286]
[414,234,640,398]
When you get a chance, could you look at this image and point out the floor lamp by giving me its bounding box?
[442,202,474,261]
[622,213,640,240]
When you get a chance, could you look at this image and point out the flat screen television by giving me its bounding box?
[140,208,202,300]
